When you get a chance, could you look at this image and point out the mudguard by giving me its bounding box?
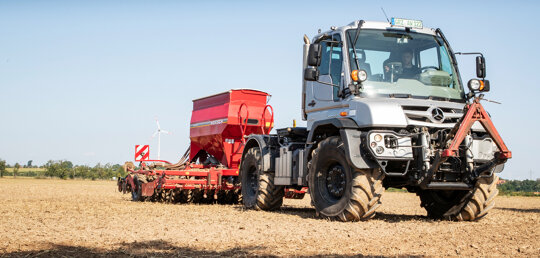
[306,117,359,143]
[339,128,378,170]
[307,118,376,170]
[241,135,278,173]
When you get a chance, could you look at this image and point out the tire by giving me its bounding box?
[131,176,143,202]
[117,177,123,192]
[122,180,127,194]
[308,136,384,221]
[418,174,499,221]
[241,147,284,210]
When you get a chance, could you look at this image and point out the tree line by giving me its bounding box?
[0,159,127,180]
[43,160,128,180]
[498,179,540,195]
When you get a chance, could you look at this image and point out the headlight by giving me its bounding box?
[358,69,368,82]
[468,79,481,91]
[351,69,368,82]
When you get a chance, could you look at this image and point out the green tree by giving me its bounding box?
[58,160,72,179]
[44,160,73,179]
[0,159,5,178]
[498,179,540,193]
[27,160,33,168]
[13,163,20,178]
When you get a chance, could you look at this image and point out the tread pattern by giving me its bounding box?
[339,169,385,221]
[454,175,499,221]
[310,136,385,222]
[242,147,284,211]
[256,171,285,210]
[418,175,499,221]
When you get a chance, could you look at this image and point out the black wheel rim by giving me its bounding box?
[326,164,346,198]
[316,161,347,204]
[246,166,258,197]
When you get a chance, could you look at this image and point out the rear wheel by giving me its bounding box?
[308,136,385,221]
[241,147,284,210]
[418,174,499,221]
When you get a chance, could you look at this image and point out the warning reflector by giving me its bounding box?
[135,145,150,161]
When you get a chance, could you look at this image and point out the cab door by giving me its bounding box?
[305,34,344,120]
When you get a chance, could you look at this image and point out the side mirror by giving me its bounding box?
[304,67,319,81]
[307,44,322,66]
[476,56,486,78]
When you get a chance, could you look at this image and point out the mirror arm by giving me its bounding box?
[455,52,486,79]
[455,52,483,58]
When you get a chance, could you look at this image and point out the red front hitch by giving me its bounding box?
[442,95,512,161]
[419,95,511,188]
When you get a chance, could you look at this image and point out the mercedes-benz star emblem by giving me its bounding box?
[431,107,445,122]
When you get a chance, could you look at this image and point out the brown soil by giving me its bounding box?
[0,178,538,257]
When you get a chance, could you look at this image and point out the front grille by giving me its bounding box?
[402,105,463,125]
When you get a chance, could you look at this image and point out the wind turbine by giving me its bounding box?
[152,117,171,160]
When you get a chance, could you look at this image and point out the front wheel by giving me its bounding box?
[417,174,499,221]
[241,147,284,210]
[308,136,385,221]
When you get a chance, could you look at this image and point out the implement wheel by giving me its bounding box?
[122,179,127,194]
[131,176,143,202]
[241,147,284,210]
[417,174,499,221]
[117,177,123,192]
[308,136,384,221]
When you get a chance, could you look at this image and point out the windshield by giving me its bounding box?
[347,29,464,100]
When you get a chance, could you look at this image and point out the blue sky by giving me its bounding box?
[0,0,538,180]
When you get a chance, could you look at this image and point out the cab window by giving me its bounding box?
[318,34,342,101]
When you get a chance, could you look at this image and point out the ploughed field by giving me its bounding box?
[0,178,538,257]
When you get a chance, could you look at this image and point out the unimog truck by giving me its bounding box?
[240,18,511,221]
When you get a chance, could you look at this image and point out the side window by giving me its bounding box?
[319,44,330,75]
[317,34,342,101]
[329,35,342,89]
[439,46,452,74]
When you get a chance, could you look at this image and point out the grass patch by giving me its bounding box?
[499,191,540,197]
[5,167,45,172]
[386,187,408,193]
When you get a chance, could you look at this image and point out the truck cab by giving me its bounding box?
[240,19,510,222]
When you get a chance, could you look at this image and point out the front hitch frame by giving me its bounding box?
[419,95,512,189]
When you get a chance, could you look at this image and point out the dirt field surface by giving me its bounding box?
[0,178,538,257]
